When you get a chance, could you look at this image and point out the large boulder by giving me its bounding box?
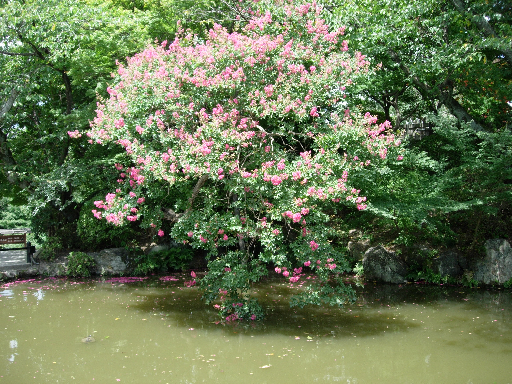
[347,238,371,261]
[38,256,67,277]
[362,246,408,283]
[92,248,129,276]
[431,249,463,277]
[472,239,512,285]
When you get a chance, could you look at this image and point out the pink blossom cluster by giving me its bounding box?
[275,265,304,283]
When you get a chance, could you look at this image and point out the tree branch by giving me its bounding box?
[451,0,512,66]
[0,50,36,57]
[388,49,485,131]
[162,174,209,223]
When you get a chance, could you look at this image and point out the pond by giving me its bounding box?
[0,274,511,383]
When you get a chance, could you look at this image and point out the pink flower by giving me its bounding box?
[137,197,145,204]
[289,276,300,283]
[283,211,293,219]
[187,231,194,237]
[270,175,282,185]
[158,229,164,237]
[304,260,311,267]
[223,234,228,241]
[191,271,197,278]
[275,267,282,274]
[272,229,280,235]
[292,212,302,223]
[283,270,290,277]
[329,264,336,270]
[67,130,81,138]
[397,155,403,161]
[310,241,319,251]
[250,314,256,321]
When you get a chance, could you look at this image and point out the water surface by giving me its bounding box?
[1,275,511,383]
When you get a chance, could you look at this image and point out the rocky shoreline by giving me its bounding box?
[1,239,511,287]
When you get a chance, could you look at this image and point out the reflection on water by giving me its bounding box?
[0,276,511,383]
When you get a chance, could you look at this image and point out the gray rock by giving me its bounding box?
[432,249,462,277]
[362,246,408,283]
[38,257,67,277]
[148,244,170,254]
[348,229,362,238]
[92,248,129,276]
[472,239,512,285]
[347,239,371,261]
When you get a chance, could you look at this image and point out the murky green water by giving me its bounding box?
[1,275,511,383]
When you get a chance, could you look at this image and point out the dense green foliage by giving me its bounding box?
[66,251,96,277]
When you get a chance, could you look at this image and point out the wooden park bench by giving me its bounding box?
[0,229,37,264]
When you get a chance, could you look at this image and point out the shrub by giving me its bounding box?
[38,236,63,261]
[67,251,96,277]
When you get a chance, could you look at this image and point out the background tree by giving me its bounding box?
[327,0,511,131]
[0,0,157,247]
[324,0,512,254]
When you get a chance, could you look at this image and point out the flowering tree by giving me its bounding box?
[75,0,403,320]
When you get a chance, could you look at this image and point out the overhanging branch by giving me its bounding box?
[162,174,209,223]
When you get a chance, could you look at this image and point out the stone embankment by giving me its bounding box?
[357,239,512,285]
[0,248,130,281]
[2,239,512,286]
